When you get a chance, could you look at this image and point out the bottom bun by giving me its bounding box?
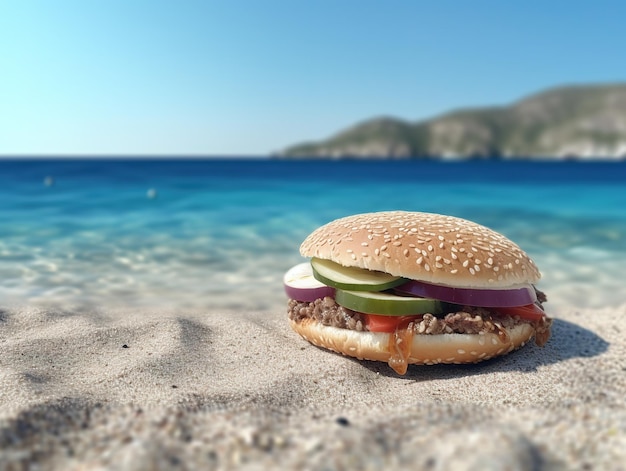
[290,318,536,374]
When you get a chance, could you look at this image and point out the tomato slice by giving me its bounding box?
[365,314,422,333]
[496,303,546,322]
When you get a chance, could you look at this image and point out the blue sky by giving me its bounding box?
[1,0,626,156]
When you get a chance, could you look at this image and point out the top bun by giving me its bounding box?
[300,211,541,289]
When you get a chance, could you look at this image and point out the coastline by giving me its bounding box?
[1,302,625,469]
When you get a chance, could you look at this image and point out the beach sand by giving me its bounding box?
[1,302,625,470]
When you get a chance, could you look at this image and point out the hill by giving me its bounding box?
[279,84,626,159]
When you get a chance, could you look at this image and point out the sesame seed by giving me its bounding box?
[457,349,466,354]
[427,245,433,251]
[393,241,402,247]
[451,253,458,260]
[424,263,430,271]
[383,252,391,258]
[361,242,368,246]
[374,248,380,256]
[435,262,443,269]
[439,242,444,249]
[351,254,356,260]
[416,256,423,265]
[462,260,469,268]
[403,249,409,256]
[380,245,388,251]
[469,268,475,275]
[474,265,480,272]
[450,269,458,274]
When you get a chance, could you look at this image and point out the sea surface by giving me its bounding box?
[0,158,625,314]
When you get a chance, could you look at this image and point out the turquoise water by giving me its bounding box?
[0,159,625,313]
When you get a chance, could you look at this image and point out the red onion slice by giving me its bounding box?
[284,263,335,302]
[394,280,537,307]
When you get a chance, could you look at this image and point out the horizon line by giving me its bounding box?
[0,154,273,159]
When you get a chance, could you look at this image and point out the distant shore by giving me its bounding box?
[280,84,626,161]
[273,153,626,161]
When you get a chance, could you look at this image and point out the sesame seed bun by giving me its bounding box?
[290,319,536,368]
[300,211,540,289]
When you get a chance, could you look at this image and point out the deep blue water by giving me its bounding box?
[0,158,625,312]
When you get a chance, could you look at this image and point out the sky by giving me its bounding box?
[1,0,626,156]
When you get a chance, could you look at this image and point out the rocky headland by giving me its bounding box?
[280,83,626,160]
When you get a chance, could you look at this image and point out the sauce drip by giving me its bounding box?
[533,316,553,346]
[494,322,511,344]
[387,321,415,375]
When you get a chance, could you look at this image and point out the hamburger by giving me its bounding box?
[284,211,552,375]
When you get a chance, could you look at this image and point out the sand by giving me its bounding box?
[1,302,625,470]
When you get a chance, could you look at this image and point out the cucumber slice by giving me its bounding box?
[311,258,405,291]
[335,289,443,316]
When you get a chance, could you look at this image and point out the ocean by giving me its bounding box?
[0,158,625,314]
